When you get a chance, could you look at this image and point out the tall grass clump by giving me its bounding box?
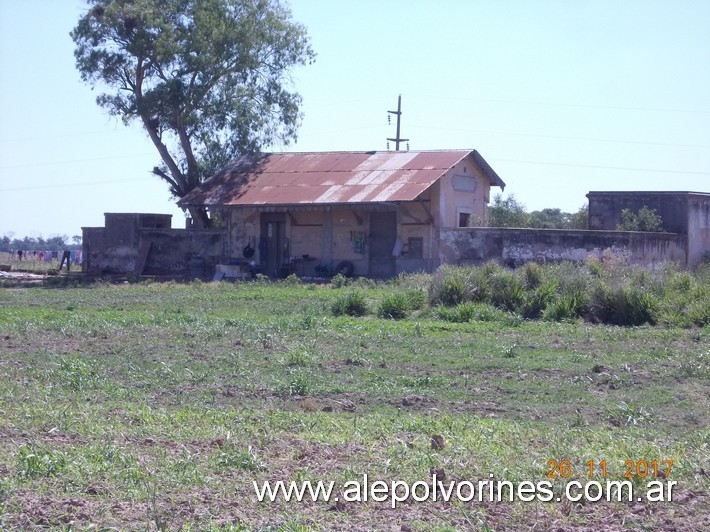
[331,291,368,317]
[488,268,526,312]
[429,264,492,307]
[430,260,707,327]
[403,289,427,311]
[656,265,710,326]
[522,261,544,289]
[521,279,558,319]
[429,272,468,307]
[377,292,410,320]
[437,302,507,323]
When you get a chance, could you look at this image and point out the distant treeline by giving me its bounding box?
[0,234,82,252]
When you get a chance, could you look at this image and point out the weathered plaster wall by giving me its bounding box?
[228,207,259,259]
[440,228,688,267]
[82,226,223,276]
[688,196,710,267]
[289,211,324,261]
[587,192,690,233]
[82,226,136,274]
[437,156,491,228]
[140,229,223,275]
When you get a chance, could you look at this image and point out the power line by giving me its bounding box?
[406,93,710,114]
[0,152,155,170]
[0,177,148,192]
[492,158,710,176]
[412,124,710,150]
[0,129,126,144]
[2,158,707,194]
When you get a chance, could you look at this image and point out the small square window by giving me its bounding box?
[458,212,471,228]
[407,237,423,259]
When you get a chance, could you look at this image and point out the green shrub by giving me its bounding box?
[330,273,351,288]
[629,269,663,295]
[489,270,525,312]
[437,302,476,323]
[437,302,506,323]
[521,279,558,319]
[587,280,614,323]
[404,289,427,311]
[608,286,658,326]
[686,297,710,326]
[666,270,695,292]
[331,291,368,317]
[425,262,708,327]
[351,276,378,289]
[433,275,468,307]
[617,206,663,232]
[377,293,410,320]
[283,273,302,286]
[586,259,605,278]
[543,294,584,322]
[522,261,543,289]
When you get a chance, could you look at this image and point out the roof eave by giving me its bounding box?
[472,150,506,190]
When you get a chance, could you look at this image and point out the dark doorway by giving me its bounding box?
[369,211,397,278]
[260,213,287,277]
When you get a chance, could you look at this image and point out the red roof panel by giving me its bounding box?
[179,150,505,207]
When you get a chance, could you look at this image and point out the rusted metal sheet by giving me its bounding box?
[179,150,505,207]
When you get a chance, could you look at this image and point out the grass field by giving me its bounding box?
[0,275,707,530]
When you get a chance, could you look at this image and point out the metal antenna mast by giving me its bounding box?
[387,94,409,151]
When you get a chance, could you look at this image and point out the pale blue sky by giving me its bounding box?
[1,0,708,239]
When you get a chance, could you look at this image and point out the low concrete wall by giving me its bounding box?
[140,229,224,276]
[688,195,710,267]
[82,227,224,276]
[439,228,688,267]
[82,227,135,274]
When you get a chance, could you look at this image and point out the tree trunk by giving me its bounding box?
[188,206,212,229]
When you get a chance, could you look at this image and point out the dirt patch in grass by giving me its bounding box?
[6,490,98,529]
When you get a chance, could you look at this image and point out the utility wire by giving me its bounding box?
[0,152,155,170]
[411,124,710,150]
[406,93,710,114]
[492,158,710,176]
[2,158,707,193]
[0,177,149,192]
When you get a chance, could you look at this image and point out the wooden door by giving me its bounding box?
[260,213,286,277]
[368,211,397,278]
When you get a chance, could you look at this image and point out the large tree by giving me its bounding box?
[71,0,314,227]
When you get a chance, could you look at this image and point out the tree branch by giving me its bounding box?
[175,109,199,186]
[134,57,187,194]
[152,166,181,194]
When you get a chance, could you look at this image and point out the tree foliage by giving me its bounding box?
[71,0,315,226]
[0,235,73,252]
[529,208,571,229]
[617,206,664,232]
[487,194,531,228]
[487,196,589,229]
[569,204,588,230]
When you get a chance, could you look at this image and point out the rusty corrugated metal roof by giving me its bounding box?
[179,150,505,207]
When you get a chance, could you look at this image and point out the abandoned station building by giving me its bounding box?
[177,150,505,278]
[82,150,709,278]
